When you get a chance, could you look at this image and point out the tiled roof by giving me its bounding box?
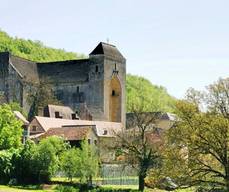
[38,127,92,141]
[31,116,123,137]
[44,104,79,119]
[89,42,125,61]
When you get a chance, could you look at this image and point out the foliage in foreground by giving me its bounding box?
[61,140,99,184]
[0,104,23,150]
[148,78,229,191]
[55,185,140,192]
[115,90,163,191]
[12,137,68,184]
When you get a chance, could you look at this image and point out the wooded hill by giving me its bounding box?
[0,30,175,112]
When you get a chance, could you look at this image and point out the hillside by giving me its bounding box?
[126,74,175,112]
[0,30,175,112]
[0,30,85,62]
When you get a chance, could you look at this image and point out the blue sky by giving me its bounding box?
[0,0,228,98]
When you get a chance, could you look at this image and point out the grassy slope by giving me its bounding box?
[0,185,194,192]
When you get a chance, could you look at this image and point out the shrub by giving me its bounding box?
[55,185,79,192]
[0,150,15,183]
[12,137,68,184]
[11,140,38,184]
[61,148,80,181]
[60,140,99,185]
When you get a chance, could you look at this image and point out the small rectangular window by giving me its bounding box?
[32,126,37,132]
[72,113,78,120]
[55,112,62,118]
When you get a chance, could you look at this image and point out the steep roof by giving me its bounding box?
[89,42,125,60]
[30,116,123,137]
[44,104,79,120]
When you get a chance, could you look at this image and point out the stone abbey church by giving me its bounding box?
[0,42,126,125]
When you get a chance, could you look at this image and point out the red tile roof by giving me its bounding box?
[38,127,92,141]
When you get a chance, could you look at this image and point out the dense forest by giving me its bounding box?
[0,30,85,61]
[126,74,175,112]
[0,30,175,112]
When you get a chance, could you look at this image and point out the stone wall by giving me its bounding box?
[0,43,126,126]
[0,52,9,102]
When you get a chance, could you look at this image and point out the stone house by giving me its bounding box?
[28,116,123,161]
[36,126,98,147]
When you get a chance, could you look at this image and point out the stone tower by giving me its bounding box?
[89,42,126,125]
[0,42,126,126]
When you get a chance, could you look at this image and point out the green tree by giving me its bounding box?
[0,104,23,150]
[61,148,80,182]
[77,140,99,186]
[11,137,69,184]
[126,74,175,113]
[11,140,38,184]
[0,150,16,183]
[116,96,162,191]
[61,141,99,185]
[35,136,69,182]
[0,30,85,62]
[161,78,229,191]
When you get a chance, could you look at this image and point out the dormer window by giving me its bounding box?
[55,111,62,118]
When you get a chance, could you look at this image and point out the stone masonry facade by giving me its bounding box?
[0,42,126,125]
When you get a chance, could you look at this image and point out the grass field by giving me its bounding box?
[0,184,195,192]
[0,185,54,192]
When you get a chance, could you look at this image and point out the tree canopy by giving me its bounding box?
[0,30,85,62]
[157,78,229,191]
[0,104,23,150]
[126,74,175,112]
